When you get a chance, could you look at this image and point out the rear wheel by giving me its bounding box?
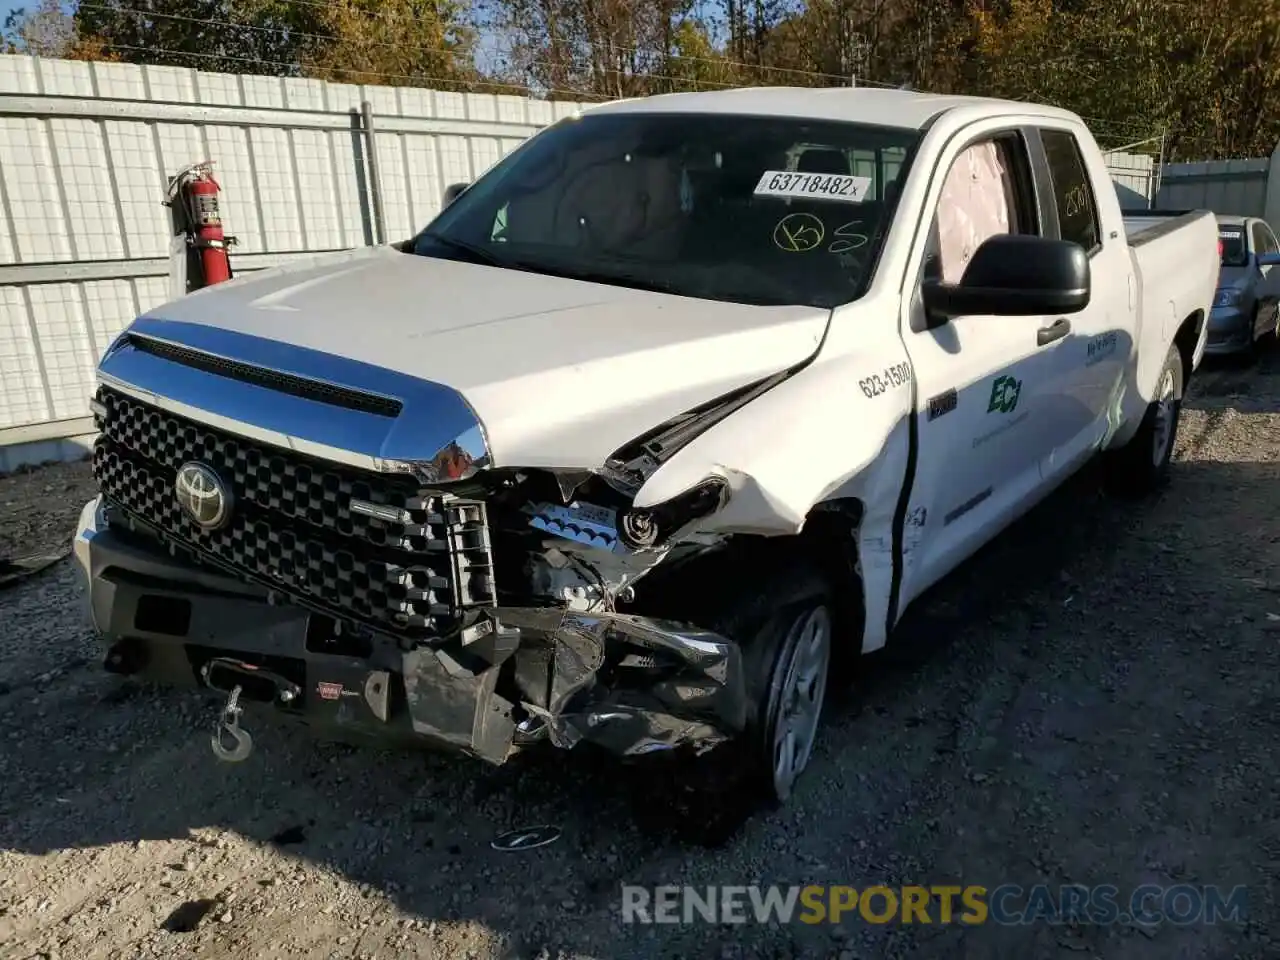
[1104,343,1183,497]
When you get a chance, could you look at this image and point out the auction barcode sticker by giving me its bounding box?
[753,170,873,203]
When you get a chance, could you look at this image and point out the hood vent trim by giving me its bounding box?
[125,333,404,418]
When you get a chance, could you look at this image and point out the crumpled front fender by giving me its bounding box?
[491,608,747,758]
[629,348,909,536]
[625,338,914,654]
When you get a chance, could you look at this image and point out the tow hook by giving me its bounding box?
[211,684,253,763]
[199,658,300,764]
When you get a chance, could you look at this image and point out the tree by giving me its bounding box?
[4,0,119,60]
[479,0,696,99]
[71,0,301,73]
[663,18,738,92]
[67,0,479,86]
[265,0,480,90]
[5,0,80,56]
[6,0,1280,161]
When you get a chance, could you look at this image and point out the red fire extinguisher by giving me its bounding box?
[165,161,237,290]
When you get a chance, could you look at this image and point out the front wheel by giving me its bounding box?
[1104,343,1183,497]
[755,600,833,804]
[699,560,837,808]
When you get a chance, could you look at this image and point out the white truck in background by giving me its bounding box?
[72,87,1218,808]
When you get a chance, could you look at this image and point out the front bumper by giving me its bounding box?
[1204,306,1253,355]
[73,497,747,763]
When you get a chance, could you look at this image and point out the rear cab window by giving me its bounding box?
[1040,130,1101,253]
[785,143,910,202]
[1219,223,1248,266]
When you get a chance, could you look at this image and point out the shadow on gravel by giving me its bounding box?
[1183,338,1280,412]
[2,378,1277,957]
[2,457,1142,847]
[853,459,1119,700]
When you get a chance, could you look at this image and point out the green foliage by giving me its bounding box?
[62,0,477,83]
[3,0,1280,159]
[276,0,479,90]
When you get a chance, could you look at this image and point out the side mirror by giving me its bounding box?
[442,182,469,208]
[1256,251,1280,267]
[922,234,1091,320]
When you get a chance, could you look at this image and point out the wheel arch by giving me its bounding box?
[1174,309,1205,385]
[628,499,866,660]
[797,498,867,662]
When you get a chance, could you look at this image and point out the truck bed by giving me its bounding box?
[1124,208,1219,380]
[1122,209,1204,244]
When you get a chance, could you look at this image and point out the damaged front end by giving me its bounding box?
[450,461,744,761]
[369,432,748,760]
[81,374,755,766]
[409,603,745,762]
[375,376,766,762]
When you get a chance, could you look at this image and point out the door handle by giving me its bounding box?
[1037,317,1071,346]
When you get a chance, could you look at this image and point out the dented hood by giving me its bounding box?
[140,246,830,468]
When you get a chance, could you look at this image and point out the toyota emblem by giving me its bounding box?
[174,461,233,530]
[490,825,562,852]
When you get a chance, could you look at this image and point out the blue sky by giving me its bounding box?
[3,1,73,38]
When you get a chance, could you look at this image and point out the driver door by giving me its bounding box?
[897,129,1072,604]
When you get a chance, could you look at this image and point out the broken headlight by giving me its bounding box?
[618,478,728,550]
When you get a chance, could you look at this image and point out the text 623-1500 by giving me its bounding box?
[859,363,912,399]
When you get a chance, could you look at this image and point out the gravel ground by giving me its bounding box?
[1,347,1278,960]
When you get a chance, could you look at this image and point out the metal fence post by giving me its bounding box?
[1152,130,1167,209]
[361,101,387,246]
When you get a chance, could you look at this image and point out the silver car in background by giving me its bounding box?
[1207,214,1280,357]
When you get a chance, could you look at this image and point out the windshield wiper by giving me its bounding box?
[415,239,744,300]
[416,231,512,268]
[527,263,686,297]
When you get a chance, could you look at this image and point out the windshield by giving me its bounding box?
[410,111,920,309]
[1219,224,1248,267]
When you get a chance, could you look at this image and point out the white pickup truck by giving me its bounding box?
[72,87,1218,806]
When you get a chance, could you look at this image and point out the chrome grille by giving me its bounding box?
[91,385,495,636]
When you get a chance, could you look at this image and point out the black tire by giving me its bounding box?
[620,541,855,842]
[1104,343,1183,498]
[1244,307,1264,364]
[697,559,836,808]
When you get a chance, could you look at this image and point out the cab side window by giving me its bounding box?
[1040,130,1100,253]
[926,135,1035,284]
[1251,221,1277,256]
